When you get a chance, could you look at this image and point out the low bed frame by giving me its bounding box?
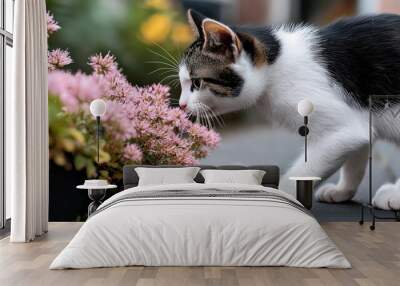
[123,165,280,189]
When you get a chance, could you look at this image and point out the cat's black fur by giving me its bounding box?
[234,26,281,64]
[318,14,400,108]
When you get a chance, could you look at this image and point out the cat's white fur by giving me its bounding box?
[179,26,400,202]
[373,179,400,210]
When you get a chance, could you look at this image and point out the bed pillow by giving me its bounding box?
[200,169,266,185]
[135,167,201,186]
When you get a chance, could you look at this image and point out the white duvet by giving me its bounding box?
[50,183,350,269]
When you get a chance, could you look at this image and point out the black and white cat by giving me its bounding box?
[178,9,400,202]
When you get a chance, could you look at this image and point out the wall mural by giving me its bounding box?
[47,0,400,221]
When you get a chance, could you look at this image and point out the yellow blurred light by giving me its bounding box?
[68,128,86,145]
[145,0,170,10]
[140,14,172,43]
[54,152,67,166]
[171,23,193,45]
[61,138,76,152]
[99,149,111,163]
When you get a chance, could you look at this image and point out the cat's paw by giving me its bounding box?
[373,182,400,210]
[315,183,356,203]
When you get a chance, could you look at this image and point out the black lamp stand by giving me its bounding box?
[298,116,310,162]
[96,115,100,166]
[87,115,106,216]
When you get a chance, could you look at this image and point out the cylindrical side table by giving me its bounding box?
[289,177,321,210]
[76,184,117,216]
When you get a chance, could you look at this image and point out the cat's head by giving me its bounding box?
[179,9,271,117]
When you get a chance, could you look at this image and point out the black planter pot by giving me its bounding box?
[49,162,90,221]
[49,161,122,221]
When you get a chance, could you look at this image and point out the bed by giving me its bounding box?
[50,165,350,269]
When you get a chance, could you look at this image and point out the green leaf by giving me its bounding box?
[74,155,87,171]
[86,160,97,178]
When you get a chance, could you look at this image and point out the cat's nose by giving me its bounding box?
[179,103,187,110]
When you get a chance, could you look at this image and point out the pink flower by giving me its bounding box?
[102,100,138,140]
[165,107,191,128]
[48,49,72,71]
[89,53,117,75]
[206,130,221,148]
[187,123,220,150]
[48,70,102,112]
[123,144,143,162]
[47,12,60,37]
[102,71,133,100]
[46,18,221,168]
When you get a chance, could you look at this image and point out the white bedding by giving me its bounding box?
[50,183,350,269]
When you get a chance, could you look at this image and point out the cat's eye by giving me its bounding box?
[191,78,202,91]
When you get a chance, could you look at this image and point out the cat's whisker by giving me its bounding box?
[198,107,206,128]
[198,103,224,128]
[148,48,178,67]
[199,110,205,127]
[151,42,180,65]
[201,104,221,127]
[200,105,213,129]
[206,112,213,129]
[160,74,180,85]
[207,110,220,128]
[146,61,177,69]
[187,110,196,121]
[202,110,210,129]
[195,109,200,124]
[171,79,181,88]
[148,67,178,75]
[166,80,180,88]
[159,70,179,78]
[195,103,209,129]
[169,77,180,82]
[170,98,181,107]
[197,107,206,127]
[184,110,191,121]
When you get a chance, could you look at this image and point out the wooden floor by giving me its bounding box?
[0,222,399,286]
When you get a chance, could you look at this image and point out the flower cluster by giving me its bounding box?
[48,49,73,71]
[47,12,72,72]
[47,12,220,179]
[47,12,60,37]
[88,53,116,75]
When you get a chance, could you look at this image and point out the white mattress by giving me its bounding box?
[50,183,350,269]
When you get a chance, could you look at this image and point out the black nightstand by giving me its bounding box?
[289,177,321,210]
[76,184,117,216]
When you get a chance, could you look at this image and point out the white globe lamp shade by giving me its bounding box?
[90,99,107,117]
[297,99,314,116]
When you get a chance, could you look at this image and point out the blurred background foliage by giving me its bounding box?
[46,0,192,97]
[45,0,400,221]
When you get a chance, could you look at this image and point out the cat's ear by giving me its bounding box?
[202,19,242,60]
[187,9,206,39]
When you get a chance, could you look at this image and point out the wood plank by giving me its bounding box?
[0,222,399,286]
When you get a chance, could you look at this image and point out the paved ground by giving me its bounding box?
[201,121,400,222]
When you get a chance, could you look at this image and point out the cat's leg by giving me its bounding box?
[280,131,369,201]
[315,145,369,203]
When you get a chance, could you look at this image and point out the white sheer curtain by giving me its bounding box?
[7,0,48,242]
